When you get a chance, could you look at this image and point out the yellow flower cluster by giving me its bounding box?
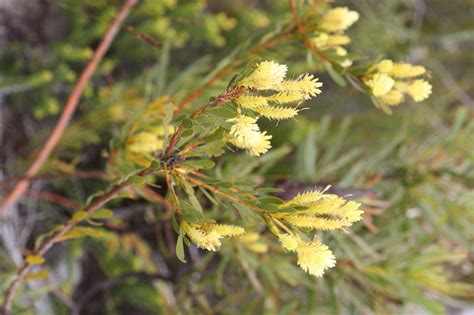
[227,116,272,156]
[126,125,175,165]
[313,7,360,67]
[270,189,362,277]
[127,126,175,154]
[365,59,432,106]
[275,190,363,231]
[279,234,336,277]
[228,61,322,156]
[181,221,245,251]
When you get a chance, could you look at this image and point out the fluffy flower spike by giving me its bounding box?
[238,61,287,90]
[181,221,245,251]
[320,7,360,33]
[276,190,363,231]
[227,116,272,156]
[296,238,336,277]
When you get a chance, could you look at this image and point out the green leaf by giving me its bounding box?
[324,62,346,86]
[90,209,113,219]
[58,227,104,241]
[181,118,194,129]
[258,196,284,205]
[72,211,89,222]
[127,175,146,185]
[176,234,187,263]
[180,159,215,170]
[25,270,50,280]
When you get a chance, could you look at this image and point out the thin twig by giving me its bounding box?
[174,28,298,114]
[0,170,108,188]
[26,190,80,210]
[0,0,139,215]
[164,87,246,159]
[289,0,332,63]
[180,174,263,214]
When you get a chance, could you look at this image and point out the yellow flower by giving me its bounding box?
[366,73,394,97]
[267,92,305,104]
[313,33,351,48]
[228,116,272,156]
[278,190,363,230]
[245,132,272,156]
[252,105,299,120]
[389,63,426,78]
[275,74,323,100]
[235,95,268,109]
[238,61,287,90]
[127,132,164,154]
[213,224,246,237]
[320,7,359,33]
[376,59,394,73]
[407,79,432,102]
[334,46,348,56]
[283,190,326,205]
[283,214,351,230]
[379,90,405,106]
[326,34,351,46]
[239,232,260,243]
[296,238,336,277]
[181,221,245,252]
[181,221,221,251]
[278,233,299,251]
[246,242,268,253]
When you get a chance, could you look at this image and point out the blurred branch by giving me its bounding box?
[0,0,139,216]
[289,0,332,62]
[26,190,80,210]
[0,170,108,188]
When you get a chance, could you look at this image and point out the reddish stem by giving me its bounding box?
[0,0,139,216]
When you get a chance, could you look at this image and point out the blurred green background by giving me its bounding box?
[0,0,473,314]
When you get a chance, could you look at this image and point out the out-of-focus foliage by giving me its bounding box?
[0,0,473,314]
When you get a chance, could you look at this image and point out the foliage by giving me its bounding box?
[0,0,473,314]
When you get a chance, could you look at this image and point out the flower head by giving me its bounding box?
[320,7,359,33]
[376,59,394,73]
[278,233,299,251]
[238,61,287,90]
[228,116,272,156]
[275,74,323,100]
[379,90,405,106]
[389,63,426,78]
[407,79,432,102]
[296,238,336,277]
[366,73,395,97]
[127,132,164,154]
[181,221,244,251]
[276,190,363,231]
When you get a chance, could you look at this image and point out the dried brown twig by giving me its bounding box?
[0,0,139,216]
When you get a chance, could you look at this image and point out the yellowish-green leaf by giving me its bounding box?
[90,209,113,219]
[25,255,45,265]
[72,211,89,222]
[26,270,50,280]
